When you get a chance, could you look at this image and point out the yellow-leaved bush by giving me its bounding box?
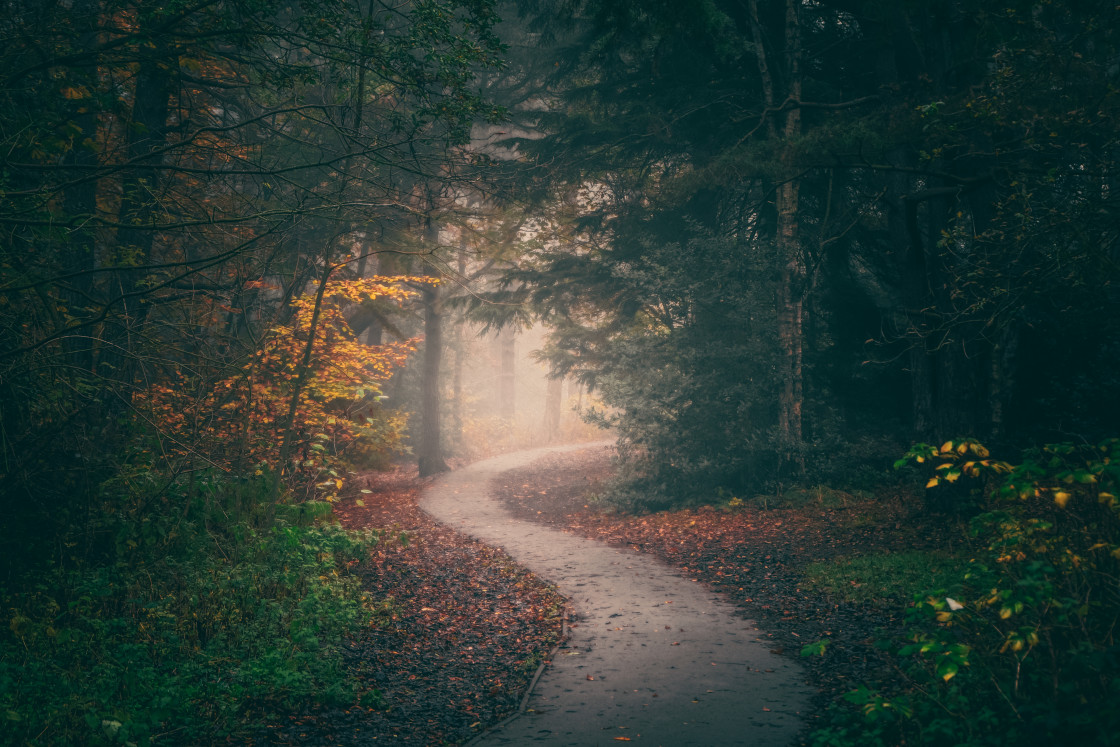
[136,276,423,500]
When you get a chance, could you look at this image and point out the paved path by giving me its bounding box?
[421,443,812,746]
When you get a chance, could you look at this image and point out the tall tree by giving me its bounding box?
[0,0,505,560]
[495,0,1118,501]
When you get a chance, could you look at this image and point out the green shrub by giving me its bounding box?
[0,474,377,746]
[812,438,1120,747]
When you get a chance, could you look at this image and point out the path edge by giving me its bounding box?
[437,441,614,746]
[462,603,572,747]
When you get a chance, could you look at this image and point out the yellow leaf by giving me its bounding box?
[926,477,940,489]
[336,479,343,489]
[940,441,954,454]
[1054,491,1071,508]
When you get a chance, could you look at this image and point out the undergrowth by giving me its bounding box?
[0,471,380,746]
[810,438,1120,747]
[804,550,973,606]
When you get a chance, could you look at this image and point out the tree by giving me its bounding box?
[0,0,506,565]
[493,0,1119,501]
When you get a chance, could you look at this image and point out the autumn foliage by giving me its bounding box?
[135,276,423,501]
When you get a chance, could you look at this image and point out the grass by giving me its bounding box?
[802,549,973,606]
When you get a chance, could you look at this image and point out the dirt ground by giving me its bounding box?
[260,444,953,745]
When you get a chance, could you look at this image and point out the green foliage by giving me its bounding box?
[814,438,1120,746]
[0,473,378,746]
[509,0,1120,511]
[804,550,972,606]
[801,638,831,658]
[522,231,786,510]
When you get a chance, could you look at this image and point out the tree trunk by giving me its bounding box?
[418,219,449,477]
[903,196,936,439]
[59,0,100,375]
[450,245,467,450]
[544,374,563,443]
[272,258,335,499]
[925,191,979,438]
[99,30,173,385]
[498,329,516,422]
[757,0,806,472]
[989,325,1018,443]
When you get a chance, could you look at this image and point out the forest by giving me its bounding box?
[1,0,1117,745]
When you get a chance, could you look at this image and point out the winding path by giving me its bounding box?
[421,443,812,746]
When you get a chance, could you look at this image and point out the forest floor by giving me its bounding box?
[491,446,966,739]
[254,464,567,746]
[261,444,961,745]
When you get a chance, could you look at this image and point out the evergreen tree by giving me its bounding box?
[497,0,1119,500]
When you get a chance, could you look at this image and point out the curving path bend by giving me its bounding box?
[421,443,812,746]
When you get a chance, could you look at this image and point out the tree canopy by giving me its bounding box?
[488,0,1120,501]
[0,0,506,551]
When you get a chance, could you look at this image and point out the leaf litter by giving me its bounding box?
[254,464,564,746]
[255,445,957,745]
[492,445,963,739]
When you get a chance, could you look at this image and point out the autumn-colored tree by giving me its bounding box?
[135,276,421,500]
[0,0,505,569]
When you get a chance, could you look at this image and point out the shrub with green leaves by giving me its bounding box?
[0,474,378,746]
[813,438,1120,747]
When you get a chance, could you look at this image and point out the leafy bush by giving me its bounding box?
[0,474,378,746]
[812,438,1120,747]
[133,277,418,503]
